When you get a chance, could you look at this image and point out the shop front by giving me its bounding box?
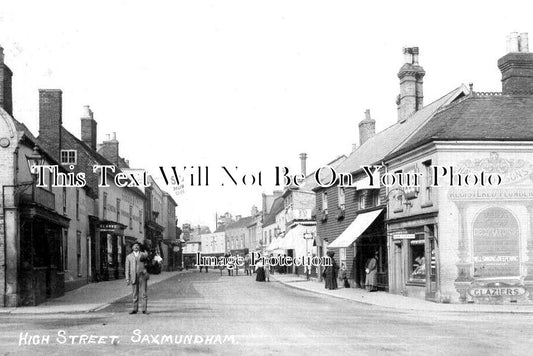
[97,221,126,281]
[387,217,439,301]
[328,209,387,290]
[19,198,70,306]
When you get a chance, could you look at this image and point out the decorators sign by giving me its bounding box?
[472,207,520,278]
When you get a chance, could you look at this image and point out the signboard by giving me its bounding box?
[473,207,520,278]
[393,233,416,240]
[468,286,526,297]
[99,223,125,233]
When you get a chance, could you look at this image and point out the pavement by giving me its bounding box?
[271,273,533,314]
[1,271,532,354]
[0,270,188,315]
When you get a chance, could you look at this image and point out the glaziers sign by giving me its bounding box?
[468,286,526,297]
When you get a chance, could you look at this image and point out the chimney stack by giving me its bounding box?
[397,47,425,122]
[358,109,376,145]
[81,105,97,150]
[299,153,307,177]
[0,46,13,116]
[97,132,120,165]
[39,89,63,158]
[498,32,533,94]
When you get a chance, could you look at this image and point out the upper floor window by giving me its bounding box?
[370,189,380,207]
[338,187,346,210]
[116,198,121,222]
[103,192,108,219]
[423,160,433,203]
[322,192,328,212]
[129,205,133,229]
[358,191,365,210]
[60,150,77,165]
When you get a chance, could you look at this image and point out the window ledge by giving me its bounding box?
[421,202,433,208]
[406,281,426,287]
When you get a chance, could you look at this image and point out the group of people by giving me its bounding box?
[323,250,379,292]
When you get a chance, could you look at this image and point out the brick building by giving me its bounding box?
[315,47,467,290]
[385,33,533,304]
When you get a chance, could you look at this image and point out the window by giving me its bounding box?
[76,189,80,220]
[139,209,143,233]
[103,192,108,219]
[62,186,67,215]
[76,231,82,277]
[63,229,68,271]
[409,234,426,283]
[60,150,77,165]
[338,187,345,210]
[116,198,120,222]
[129,205,133,229]
[370,189,380,207]
[358,191,365,210]
[423,160,433,203]
[322,192,328,212]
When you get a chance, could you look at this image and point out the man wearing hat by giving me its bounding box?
[125,242,150,314]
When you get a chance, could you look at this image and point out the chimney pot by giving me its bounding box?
[498,32,533,94]
[299,153,307,177]
[397,47,425,122]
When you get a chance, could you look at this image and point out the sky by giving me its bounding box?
[0,0,532,230]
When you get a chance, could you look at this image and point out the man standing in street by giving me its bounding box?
[126,242,150,314]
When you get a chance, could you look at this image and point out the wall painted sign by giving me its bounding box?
[473,207,520,278]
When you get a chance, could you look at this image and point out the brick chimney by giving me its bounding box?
[359,109,375,145]
[0,46,13,116]
[299,153,307,177]
[81,105,97,150]
[498,32,533,94]
[98,132,119,165]
[39,89,63,158]
[397,47,425,122]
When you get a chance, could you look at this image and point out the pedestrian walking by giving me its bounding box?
[255,260,266,282]
[365,251,379,292]
[323,250,338,290]
[125,242,150,314]
[244,254,251,276]
[264,254,271,282]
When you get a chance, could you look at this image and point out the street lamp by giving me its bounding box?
[303,231,314,280]
[26,145,45,181]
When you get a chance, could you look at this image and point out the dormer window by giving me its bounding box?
[61,150,77,165]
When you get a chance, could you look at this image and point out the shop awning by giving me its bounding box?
[327,209,383,248]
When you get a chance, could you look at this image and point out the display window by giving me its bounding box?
[409,233,426,282]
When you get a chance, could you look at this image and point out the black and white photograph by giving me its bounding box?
[0,1,533,355]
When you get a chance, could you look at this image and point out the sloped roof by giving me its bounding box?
[262,195,285,227]
[313,85,468,191]
[226,216,254,230]
[389,94,533,159]
[305,154,347,191]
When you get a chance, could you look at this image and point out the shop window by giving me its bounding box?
[409,234,426,283]
[76,189,80,220]
[63,229,68,271]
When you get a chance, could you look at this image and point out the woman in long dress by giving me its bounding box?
[365,251,379,292]
[324,251,339,290]
[255,260,266,282]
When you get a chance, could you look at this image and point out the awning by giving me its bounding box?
[327,209,383,248]
[278,225,310,250]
